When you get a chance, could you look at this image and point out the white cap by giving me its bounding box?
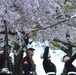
[27,44,33,49]
[26,44,35,51]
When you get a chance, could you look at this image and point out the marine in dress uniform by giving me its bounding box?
[63,53,76,75]
[22,48,35,75]
[0,45,13,75]
[41,46,56,75]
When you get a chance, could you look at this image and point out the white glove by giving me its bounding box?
[23,47,26,52]
[44,40,49,46]
[1,68,11,74]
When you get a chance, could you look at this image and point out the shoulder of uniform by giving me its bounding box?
[23,61,28,65]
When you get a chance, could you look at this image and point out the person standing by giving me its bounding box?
[41,46,56,75]
[0,45,13,75]
[63,53,76,75]
[22,47,36,75]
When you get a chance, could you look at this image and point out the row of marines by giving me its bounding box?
[0,43,76,75]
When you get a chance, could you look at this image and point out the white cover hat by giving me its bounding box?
[27,44,33,49]
[26,44,35,51]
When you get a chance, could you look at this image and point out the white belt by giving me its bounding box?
[29,71,33,74]
[68,72,76,75]
[23,71,33,74]
[47,72,56,75]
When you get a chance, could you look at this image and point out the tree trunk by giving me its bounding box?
[12,50,24,75]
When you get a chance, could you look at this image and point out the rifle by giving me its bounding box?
[16,29,37,75]
[32,15,76,32]
[3,20,9,68]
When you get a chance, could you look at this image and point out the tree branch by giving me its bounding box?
[53,38,76,47]
[31,19,66,32]
[0,30,25,35]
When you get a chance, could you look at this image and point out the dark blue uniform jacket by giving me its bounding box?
[65,53,76,75]
[0,52,13,75]
[43,47,56,75]
[22,56,33,75]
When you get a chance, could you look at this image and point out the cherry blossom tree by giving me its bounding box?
[0,0,76,75]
